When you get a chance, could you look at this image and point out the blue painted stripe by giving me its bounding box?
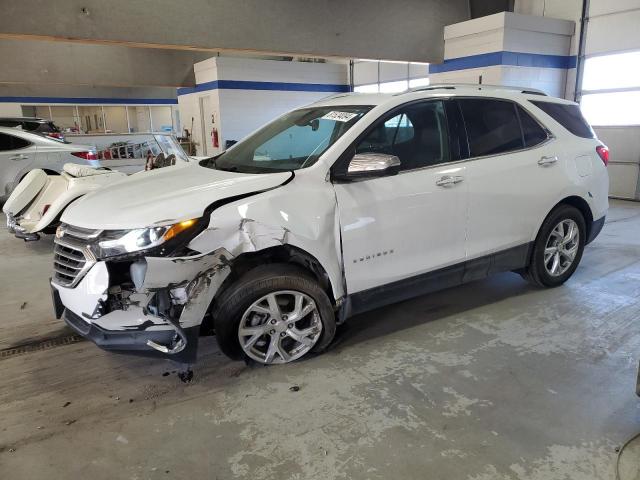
[429,51,577,74]
[0,96,177,105]
[177,79,351,96]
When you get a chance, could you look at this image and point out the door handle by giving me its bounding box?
[538,155,558,166]
[9,154,28,161]
[436,175,464,187]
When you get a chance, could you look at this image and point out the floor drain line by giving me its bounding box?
[0,334,85,359]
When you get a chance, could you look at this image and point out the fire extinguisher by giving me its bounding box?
[211,127,219,148]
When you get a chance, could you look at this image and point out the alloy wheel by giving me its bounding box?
[238,290,323,364]
[544,219,580,277]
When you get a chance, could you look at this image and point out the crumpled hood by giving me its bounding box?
[61,163,292,230]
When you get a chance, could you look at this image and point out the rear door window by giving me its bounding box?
[459,99,524,157]
[0,133,31,151]
[530,101,595,139]
[517,106,549,147]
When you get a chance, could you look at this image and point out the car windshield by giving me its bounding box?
[201,105,372,173]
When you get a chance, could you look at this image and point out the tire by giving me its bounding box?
[522,204,586,288]
[212,263,336,364]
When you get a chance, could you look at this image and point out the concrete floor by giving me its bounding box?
[1,200,639,480]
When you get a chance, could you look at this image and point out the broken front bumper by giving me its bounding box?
[51,248,233,364]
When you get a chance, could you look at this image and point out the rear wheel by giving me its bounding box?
[522,205,586,288]
[212,264,336,364]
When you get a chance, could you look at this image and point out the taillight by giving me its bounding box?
[42,204,51,215]
[596,145,609,166]
[71,151,97,161]
[45,132,65,142]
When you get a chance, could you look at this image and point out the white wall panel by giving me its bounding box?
[594,127,640,165]
[379,62,409,83]
[0,104,23,116]
[607,163,639,199]
[444,30,505,59]
[585,10,640,55]
[589,0,640,17]
[353,61,379,86]
[218,90,333,144]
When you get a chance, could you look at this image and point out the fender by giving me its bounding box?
[187,172,346,302]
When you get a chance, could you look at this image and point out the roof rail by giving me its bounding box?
[322,92,357,100]
[403,83,548,96]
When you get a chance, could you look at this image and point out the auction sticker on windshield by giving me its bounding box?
[322,111,359,122]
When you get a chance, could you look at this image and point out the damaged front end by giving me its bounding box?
[51,222,233,365]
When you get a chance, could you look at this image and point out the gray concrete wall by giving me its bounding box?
[0,38,211,88]
[0,0,470,62]
[0,84,177,101]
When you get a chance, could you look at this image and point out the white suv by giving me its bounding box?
[50,85,609,366]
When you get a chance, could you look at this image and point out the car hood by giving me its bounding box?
[61,163,293,230]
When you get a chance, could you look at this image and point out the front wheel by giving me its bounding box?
[212,264,336,364]
[522,205,586,288]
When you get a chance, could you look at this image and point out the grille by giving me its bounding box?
[53,224,101,287]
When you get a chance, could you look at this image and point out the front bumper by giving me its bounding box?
[63,308,200,361]
[51,248,233,364]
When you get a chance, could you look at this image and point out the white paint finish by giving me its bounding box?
[61,164,292,230]
[335,164,467,293]
[575,155,593,177]
[53,261,108,320]
[13,169,127,234]
[2,169,47,216]
[55,87,609,356]
[189,170,346,300]
[0,127,105,200]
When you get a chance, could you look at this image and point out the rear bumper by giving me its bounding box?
[586,215,606,245]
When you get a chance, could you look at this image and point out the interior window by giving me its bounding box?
[356,101,450,171]
[459,99,524,157]
[0,133,30,151]
[517,106,548,148]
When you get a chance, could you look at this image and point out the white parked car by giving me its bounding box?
[0,126,100,202]
[50,85,609,367]
[4,164,127,240]
[4,145,193,241]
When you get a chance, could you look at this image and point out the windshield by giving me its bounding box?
[201,105,372,173]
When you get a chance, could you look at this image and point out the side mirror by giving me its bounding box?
[334,153,401,181]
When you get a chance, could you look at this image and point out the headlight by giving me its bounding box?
[98,219,198,258]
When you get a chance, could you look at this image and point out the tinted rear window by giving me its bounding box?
[530,101,594,139]
[0,133,31,151]
[517,106,548,147]
[459,99,523,156]
[0,120,21,128]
